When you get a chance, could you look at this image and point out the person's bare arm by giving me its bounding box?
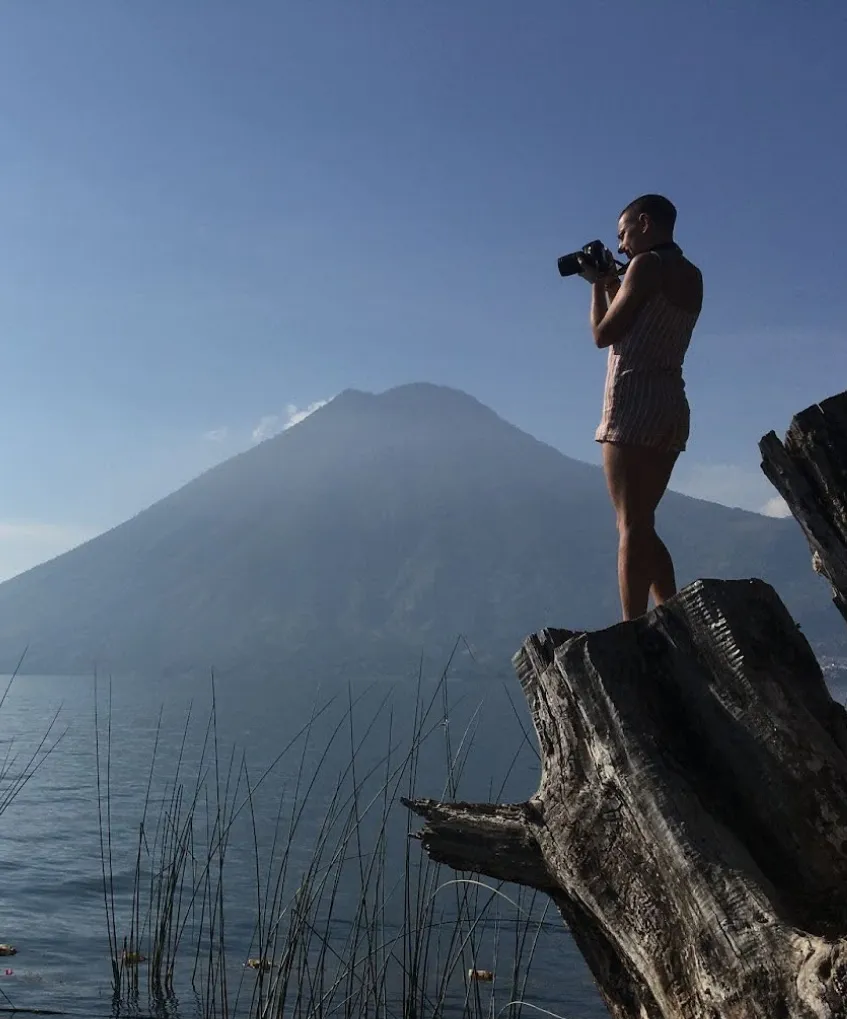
[590,276,620,341]
[591,254,660,349]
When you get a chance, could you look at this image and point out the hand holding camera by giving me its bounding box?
[557,240,623,285]
[577,255,618,286]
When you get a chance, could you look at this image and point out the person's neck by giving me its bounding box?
[647,238,680,254]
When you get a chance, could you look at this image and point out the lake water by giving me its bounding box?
[1,657,846,1019]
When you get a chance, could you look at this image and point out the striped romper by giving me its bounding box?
[595,251,700,453]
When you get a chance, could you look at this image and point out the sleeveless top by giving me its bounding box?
[595,247,700,450]
[610,248,700,379]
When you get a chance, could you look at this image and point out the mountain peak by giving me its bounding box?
[318,383,502,436]
[0,383,827,675]
[333,382,492,413]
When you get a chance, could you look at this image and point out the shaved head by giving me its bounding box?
[619,194,677,234]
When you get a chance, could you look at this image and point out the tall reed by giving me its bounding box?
[0,656,65,1014]
[95,650,556,1019]
[0,654,65,820]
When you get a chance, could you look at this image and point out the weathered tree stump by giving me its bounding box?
[404,395,847,1018]
[761,389,847,625]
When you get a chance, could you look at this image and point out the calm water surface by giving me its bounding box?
[1,660,845,1019]
[0,667,600,1018]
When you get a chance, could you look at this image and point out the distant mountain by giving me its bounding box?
[0,383,838,677]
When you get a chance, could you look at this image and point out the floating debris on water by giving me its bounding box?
[120,950,146,966]
[246,958,274,972]
[468,969,494,981]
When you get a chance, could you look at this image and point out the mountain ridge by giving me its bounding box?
[0,382,836,677]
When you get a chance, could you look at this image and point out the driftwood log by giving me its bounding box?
[761,390,847,625]
[404,392,847,1019]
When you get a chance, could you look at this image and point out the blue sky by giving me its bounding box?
[0,1,845,579]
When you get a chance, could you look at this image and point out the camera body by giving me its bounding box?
[557,240,617,279]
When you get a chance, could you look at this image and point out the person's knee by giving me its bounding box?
[617,512,656,540]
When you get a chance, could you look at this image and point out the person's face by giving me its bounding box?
[617,212,650,259]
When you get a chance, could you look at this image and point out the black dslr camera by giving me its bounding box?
[557,240,618,279]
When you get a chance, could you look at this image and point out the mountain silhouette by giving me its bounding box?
[0,383,836,676]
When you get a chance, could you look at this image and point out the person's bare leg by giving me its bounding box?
[616,518,655,620]
[602,443,680,620]
[650,534,677,606]
[603,442,651,618]
[641,449,680,606]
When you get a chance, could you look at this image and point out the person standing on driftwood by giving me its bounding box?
[578,194,703,620]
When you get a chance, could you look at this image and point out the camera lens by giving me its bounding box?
[557,253,583,277]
